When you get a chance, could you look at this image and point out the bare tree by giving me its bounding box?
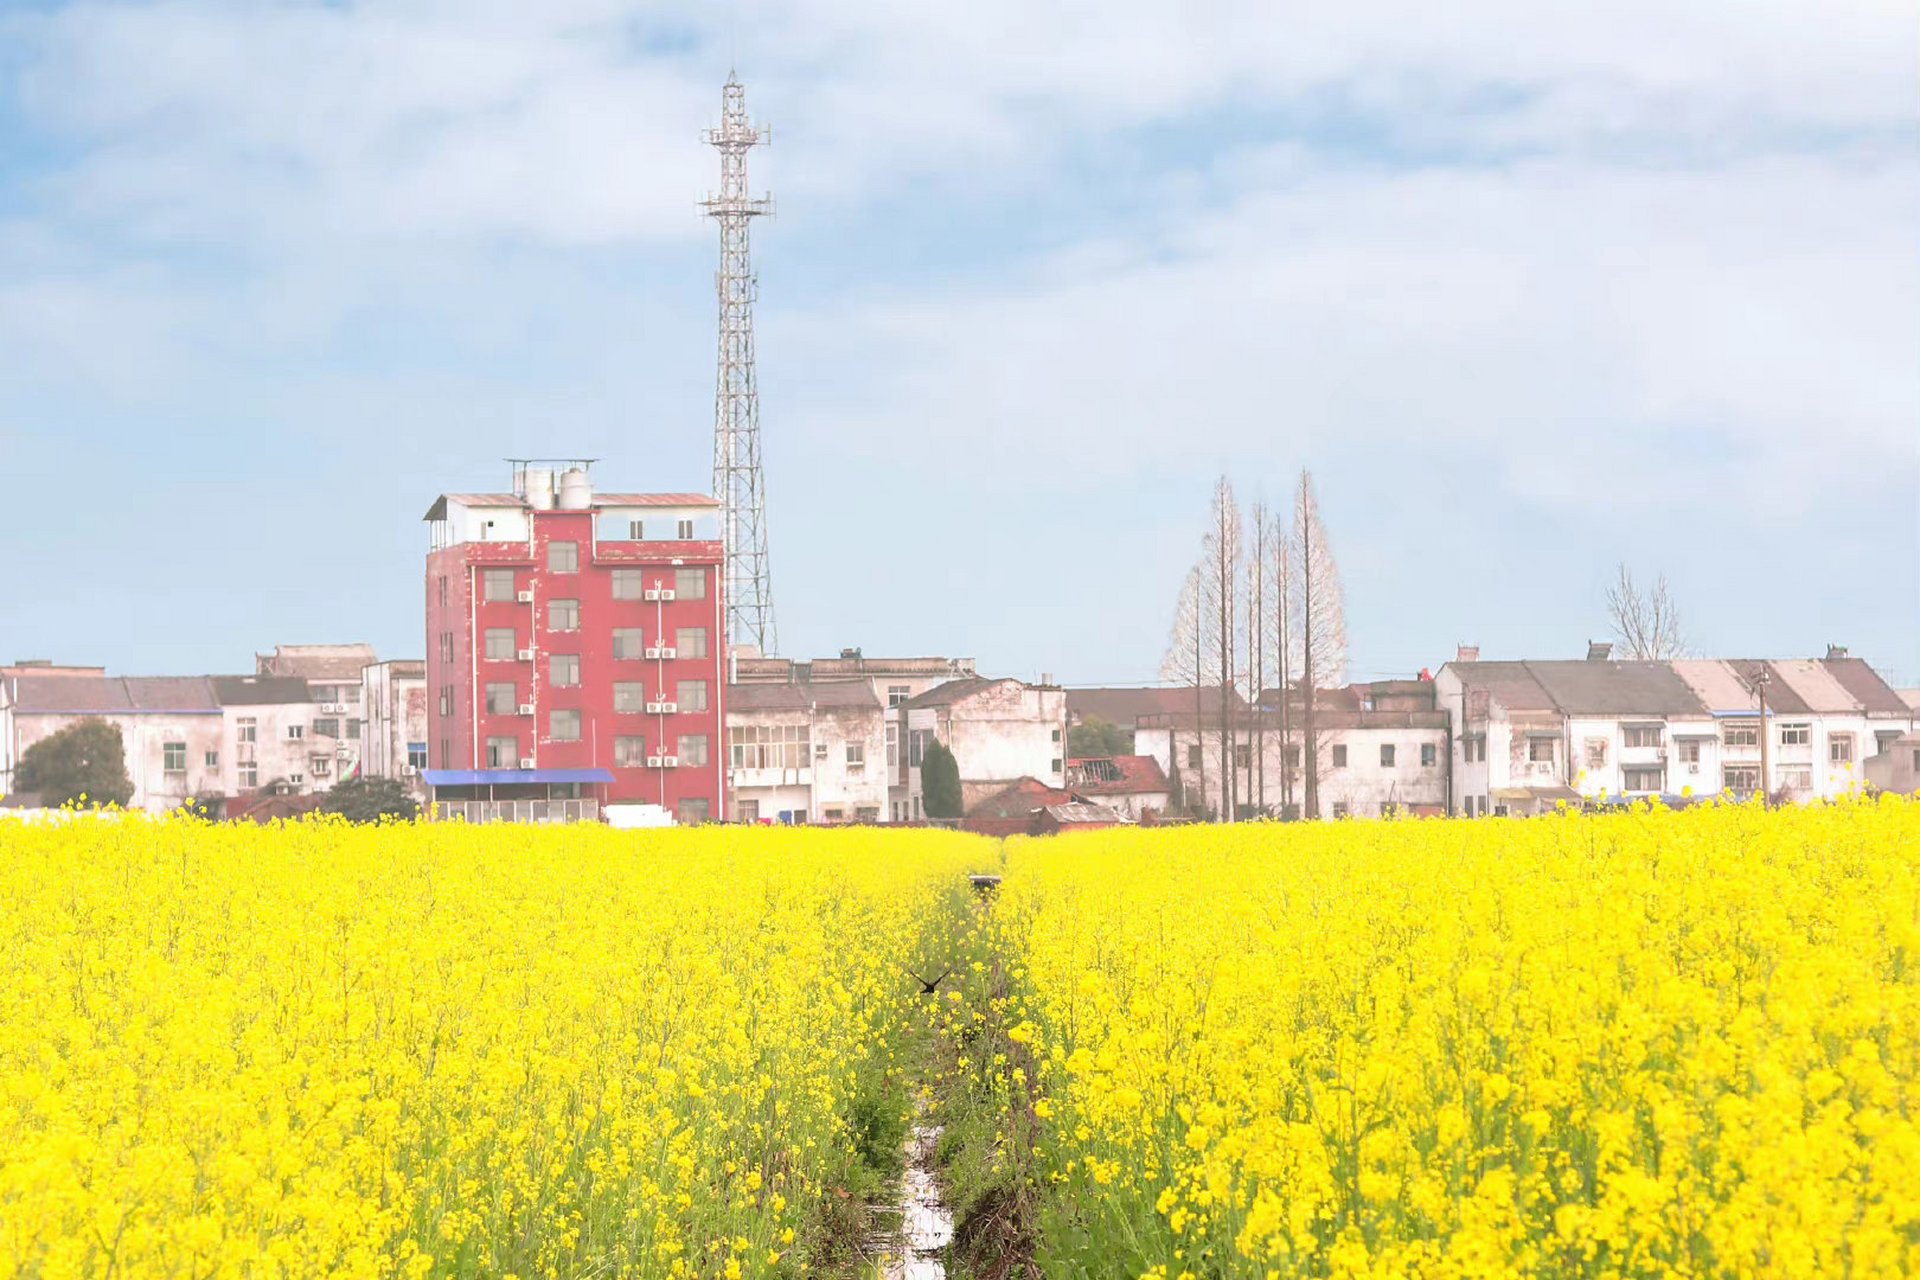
[1294,471,1347,820]
[1247,501,1268,814]
[1606,564,1687,660]
[1204,477,1244,821]
[1266,508,1300,817]
[1160,563,1210,817]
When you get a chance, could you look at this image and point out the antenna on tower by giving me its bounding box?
[702,74,777,656]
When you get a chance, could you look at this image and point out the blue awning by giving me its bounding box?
[421,768,616,786]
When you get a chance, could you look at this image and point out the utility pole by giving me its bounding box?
[704,74,777,655]
[1755,665,1772,806]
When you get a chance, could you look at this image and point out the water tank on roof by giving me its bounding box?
[557,467,592,510]
[523,468,555,510]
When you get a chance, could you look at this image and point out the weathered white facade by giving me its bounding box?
[213,676,326,795]
[727,682,887,823]
[362,659,428,784]
[3,674,226,811]
[734,651,976,709]
[895,678,1068,817]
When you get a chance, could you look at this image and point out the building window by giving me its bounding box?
[439,737,450,767]
[1285,745,1301,769]
[1912,747,1920,771]
[204,751,219,768]
[438,688,453,717]
[679,734,710,766]
[1678,738,1702,764]
[1724,764,1761,794]
[1052,728,1063,744]
[677,797,710,825]
[613,628,646,660]
[856,806,880,824]
[886,722,898,767]
[1778,765,1812,790]
[1380,744,1396,767]
[548,540,579,573]
[1622,766,1663,793]
[730,723,810,769]
[612,568,644,600]
[740,799,762,823]
[346,719,361,740]
[628,519,645,540]
[823,807,845,823]
[1462,736,1486,763]
[437,575,447,608]
[237,718,257,744]
[163,742,186,773]
[239,763,258,789]
[1622,724,1663,748]
[313,718,340,738]
[548,598,580,632]
[483,568,515,602]
[550,654,580,688]
[614,735,647,766]
[1528,738,1555,763]
[674,567,706,599]
[311,756,332,779]
[1050,757,1063,773]
[1779,724,1810,746]
[486,683,516,715]
[677,628,709,659]
[614,683,647,713]
[287,773,303,787]
[677,680,709,712]
[846,742,865,771]
[911,729,930,769]
[550,709,581,742]
[1331,802,1350,819]
[677,519,694,539]
[288,724,306,740]
[888,685,910,707]
[486,628,517,660]
[487,735,518,767]
[1723,721,1759,747]
[1186,744,1202,769]
[407,744,428,771]
[1332,744,1348,768]
[438,632,453,663]
[1829,734,1854,764]
[1420,743,1436,767]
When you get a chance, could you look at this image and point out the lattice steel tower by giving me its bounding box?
[703,73,777,655]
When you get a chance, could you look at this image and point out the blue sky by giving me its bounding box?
[1,0,1916,686]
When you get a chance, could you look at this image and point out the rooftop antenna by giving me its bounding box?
[702,74,777,656]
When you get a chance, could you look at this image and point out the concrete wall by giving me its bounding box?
[12,712,223,811]
[900,683,1067,816]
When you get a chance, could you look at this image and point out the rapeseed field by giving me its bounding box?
[4,799,1916,1278]
[992,797,1920,1278]
[0,816,979,1279]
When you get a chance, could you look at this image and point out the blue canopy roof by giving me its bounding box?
[421,768,615,787]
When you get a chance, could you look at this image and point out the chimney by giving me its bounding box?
[1587,640,1614,661]
[1456,644,1480,663]
[1826,644,1849,660]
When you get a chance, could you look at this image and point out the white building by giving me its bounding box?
[1064,755,1172,821]
[1437,646,1915,815]
[894,677,1068,820]
[734,651,976,709]
[256,644,377,780]
[726,682,888,824]
[2,674,226,811]
[212,676,328,795]
[362,659,428,784]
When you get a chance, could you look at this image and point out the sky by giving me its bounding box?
[0,0,1916,687]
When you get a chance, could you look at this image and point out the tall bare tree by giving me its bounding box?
[1246,501,1268,814]
[1294,470,1347,820]
[1266,507,1300,817]
[1606,564,1686,660]
[1159,563,1210,817]
[1203,477,1244,821]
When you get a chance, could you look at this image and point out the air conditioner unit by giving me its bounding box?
[518,757,536,769]
[646,701,678,715]
[645,646,678,659]
[648,755,680,768]
[518,703,536,716]
[645,587,676,601]
[516,590,535,603]
[516,648,536,661]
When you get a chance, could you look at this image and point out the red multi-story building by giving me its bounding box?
[422,461,727,823]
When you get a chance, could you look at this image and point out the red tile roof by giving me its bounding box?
[1066,755,1169,795]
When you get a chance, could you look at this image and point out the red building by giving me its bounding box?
[422,461,727,823]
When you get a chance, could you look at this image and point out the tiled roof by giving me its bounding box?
[965,777,1076,820]
[1815,658,1911,716]
[904,677,1013,709]
[1038,802,1130,826]
[1440,662,1560,712]
[10,675,219,713]
[1519,661,1707,717]
[257,645,377,681]
[1067,755,1170,795]
[213,676,315,706]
